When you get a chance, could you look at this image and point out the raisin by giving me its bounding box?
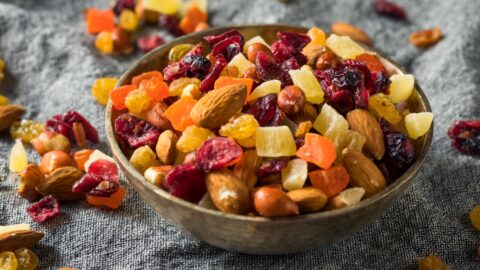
[372,71,391,94]
[447,120,480,155]
[258,158,288,178]
[162,95,180,106]
[381,120,416,176]
[164,163,206,202]
[374,0,407,20]
[26,195,60,223]
[196,137,243,171]
[88,180,120,197]
[181,54,211,79]
[114,114,161,149]
[159,14,184,36]
[246,93,278,126]
[199,56,227,92]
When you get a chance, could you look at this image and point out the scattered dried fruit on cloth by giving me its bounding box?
[26,195,61,223]
[0,251,17,270]
[330,22,373,46]
[418,255,450,270]
[448,120,480,155]
[374,0,407,20]
[9,139,28,173]
[92,77,118,106]
[409,28,442,48]
[0,105,26,131]
[14,248,39,270]
[45,111,99,145]
[9,120,44,143]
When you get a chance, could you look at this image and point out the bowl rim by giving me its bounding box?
[105,24,433,223]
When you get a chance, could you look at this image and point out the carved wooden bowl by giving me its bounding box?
[105,25,433,254]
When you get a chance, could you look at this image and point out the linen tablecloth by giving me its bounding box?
[1,0,479,269]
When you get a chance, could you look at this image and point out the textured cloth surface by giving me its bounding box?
[0,0,479,269]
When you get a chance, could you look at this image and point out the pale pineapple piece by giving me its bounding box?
[227,53,255,76]
[405,112,433,139]
[313,103,349,140]
[248,80,281,104]
[289,66,324,104]
[9,140,28,173]
[388,74,415,103]
[256,126,297,157]
[243,35,270,51]
[282,159,308,191]
[326,34,365,59]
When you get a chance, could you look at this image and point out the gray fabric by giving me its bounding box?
[0,0,479,269]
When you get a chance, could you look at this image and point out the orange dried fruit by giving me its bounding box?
[87,186,126,209]
[214,77,253,104]
[296,133,336,169]
[131,71,164,86]
[85,8,115,34]
[309,165,350,198]
[110,85,137,110]
[163,96,197,131]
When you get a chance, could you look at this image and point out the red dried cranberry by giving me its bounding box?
[448,120,480,155]
[372,71,391,94]
[255,51,287,85]
[374,0,407,20]
[159,14,184,36]
[204,30,244,46]
[277,32,311,50]
[199,56,227,92]
[381,120,416,174]
[88,159,119,182]
[45,119,72,139]
[258,158,288,178]
[73,174,104,193]
[112,0,135,15]
[246,93,278,126]
[163,62,189,83]
[211,35,243,61]
[88,180,120,197]
[164,163,206,203]
[196,137,243,171]
[46,111,99,144]
[27,195,60,223]
[137,35,165,53]
[271,32,310,72]
[295,138,305,149]
[162,95,180,106]
[114,114,161,149]
[268,107,285,127]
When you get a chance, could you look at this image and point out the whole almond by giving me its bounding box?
[0,230,44,252]
[155,130,178,165]
[233,149,263,189]
[331,22,373,46]
[287,187,328,213]
[0,105,25,131]
[342,148,386,197]
[253,186,299,217]
[347,109,385,160]
[190,84,247,129]
[206,169,250,214]
[36,166,84,201]
[409,28,442,48]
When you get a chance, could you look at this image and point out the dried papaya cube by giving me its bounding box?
[309,165,350,197]
[132,71,164,86]
[85,8,115,34]
[87,185,126,209]
[163,96,197,131]
[296,133,336,169]
[110,85,137,110]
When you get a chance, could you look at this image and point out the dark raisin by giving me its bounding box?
[374,0,407,20]
[448,120,480,155]
[381,120,416,174]
[372,71,391,94]
[258,158,288,178]
[246,93,278,126]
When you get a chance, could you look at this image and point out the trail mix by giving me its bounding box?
[0,224,42,270]
[109,28,433,217]
[85,0,208,55]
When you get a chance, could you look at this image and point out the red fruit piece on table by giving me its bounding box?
[196,137,243,171]
[85,8,115,34]
[374,0,407,20]
[88,180,120,197]
[309,166,350,198]
[45,111,99,144]
[88,159,119,182]
[87,186,126,209]
[137,35,165,53]
[296,133,336,169]
[72,174,104,193]
[447,120,480,156]
[26,195,60,223]
[163,163,206,203]
[110,85,137,110]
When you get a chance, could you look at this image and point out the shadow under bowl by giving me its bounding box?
[105,24,433,255]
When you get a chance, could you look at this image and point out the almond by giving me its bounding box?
[0,105,25,131]
[0,230,44,252]
[342,148,386,197]
[155,130,178,165]
[206,169,250,214]
[36,166,84,201]
[190,84,246,129]
[331,22,373,46]
[347,109,385,160]
[409,28,442,48]
[233,149,263,189]
[287,187,328,213]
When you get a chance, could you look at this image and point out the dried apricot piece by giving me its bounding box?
[309,166,350,198]
[296,133,336,169]
[179,4,207,34]
[110,85,137,110]
[418,254,449,270]
[87,186,126,209]
[138,77,170,101]
[132,71,163,86]
[163,96,197,131]
[214,77,253,104]
[85,8,115,34]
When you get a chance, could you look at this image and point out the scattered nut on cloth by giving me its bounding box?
[0,0,479,269]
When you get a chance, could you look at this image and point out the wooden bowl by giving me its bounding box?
[105,25,433,254]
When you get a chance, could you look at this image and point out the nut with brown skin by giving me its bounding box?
[0,105,25,131]
[156,130,178,165]
[315,50,341,71]
[31,131,71,156]
[17,164,44,202]
[246,42,273,63]
[242,66,261,84]
[253,186,299,217]
[72,122,87,148]
[36,166,84,201]
[39,150,77,175]
[277,86,306,115]
[145,101,173,130]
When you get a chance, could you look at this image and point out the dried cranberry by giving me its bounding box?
[211,35,243,61]
[271,32,310,75]
[164,163,206,203]
[448,120,480,155]
[27,195,60,223]
[246,93,278,126]
[72,174,104,193]
[374,0,407,20]
[162,95,180,106]
[258,158,288,178]
[46,111,99,144]
[199,56,227,92]
[268,107,285,127]
[114,114,161,149]
[381,120,416,174]
[196,137,243,171]
[277,32,311,50]
[372,71,391,94]
[159,14,184,36]
[137,35,165,53]
[255,51,287,85]
[204,30,244,46]
[88,159,119,182]
[163,62,189,83]
[181,54,211,78]
[88,180,120,197]
[112,0,135,15]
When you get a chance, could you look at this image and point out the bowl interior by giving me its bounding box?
[105,24,433,223]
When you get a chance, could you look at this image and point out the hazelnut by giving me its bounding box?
[18,164,44,202]
[39,150,77,175]
[315,50,341,70]
[277,86,306,115]
[145,101,173,130]
[246,43,273,63]
[31,131,71,156]
[302,44,325,66]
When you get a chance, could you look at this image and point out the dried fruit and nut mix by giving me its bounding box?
[111,28,434,217]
